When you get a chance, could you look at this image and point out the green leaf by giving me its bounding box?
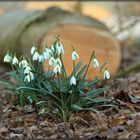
[76,65,87,80]
[70,61,82,78]
[0,78,16,89]
[71,104,98,113]
[82,97,111,104]
[78,79,98,89]
[86,88,104,97]
[71,104,83,111]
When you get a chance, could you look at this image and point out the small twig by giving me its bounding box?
[77,116,91,127]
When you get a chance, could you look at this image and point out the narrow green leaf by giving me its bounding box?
[86,88,104,97]
[0,78,16,89]
[76,65,87,79]
[70,61,82,78]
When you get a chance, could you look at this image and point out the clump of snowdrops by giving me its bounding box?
[1,37,112,122]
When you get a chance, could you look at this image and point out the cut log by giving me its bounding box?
[25,2,78,12]
[0,7,121,78]
[41,24,121,78]
[81,3,112,20]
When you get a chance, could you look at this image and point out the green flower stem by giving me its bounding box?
[73,60,76,76]
[83,51,94,78]
[95,62,107,80]
[11,64,15,71]
[56,72,68,122]
[60,54,67,79]
[57,73,64,107]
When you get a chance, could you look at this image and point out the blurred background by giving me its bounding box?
[0,1,140,77]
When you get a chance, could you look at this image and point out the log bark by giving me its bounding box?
[0,7,121,78]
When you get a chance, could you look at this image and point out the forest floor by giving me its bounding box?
[0,45,140,140]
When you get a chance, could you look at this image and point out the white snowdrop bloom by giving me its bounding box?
[53,65,61,74]
[43,48,53,60]
[24,72,34,82]
[32,51,40,61]
[19,59,28,68]
[27,96,33,104]
[39,54,44,63]
[29,72,34,80]
[30,46,36,55]
[103,69,110,79]
[51,45,55,52]
[12,56,19,65]
[52,108,59,114]
[72,51,79,60]
[70,76,76,86]
[56,42,64,55]
[93,58,99,68]
[24,66,31,74]
[3,53,12,63]
[55,58,62,67]
[49,57,56,66]
[24,74,31,82]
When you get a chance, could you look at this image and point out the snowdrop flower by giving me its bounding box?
[24,66,31,74]
[38,54,44,63]
[43,48,53,60]
[24,72,34,82]
[29,72,34,80]
[27,96,33,104]
[52,108,59,114]
[103,69,110,79]
[24,74,31,82]
[19,59,28,68]
[32,51,40,61]
[55,58,62,67]
[53,65,61,74]
[51,45,55,52]
[93,58,99,68]
[12,55,18,65]
[3,53,12,63]
[70,76,76,86]
[72,50,79,60]
[49,57,56,66]
[30,46,36,55]
[56,42,64,55]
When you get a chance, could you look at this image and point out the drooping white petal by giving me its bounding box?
[56,42,64,55]
[32,51,40,61]
[93,58,99,68]
[53,65,61,74]
[51,45,55,52]
[24,72,34,82]
[70,76,76,85]
[72,51,79,60]
[39,54,44,63]
[59,43,64,54]
[49,57,56,66]
[27,96,33,104]
[12,56,19,65]
[103,70,110,79]
[29,72,34,80]
[55,58,62,67]
[19,59,28,68]
[30,46,36,55]
[24,74,31,82]
[3,54,12,63]
[43,48,53,60]
[24,66,31,74]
